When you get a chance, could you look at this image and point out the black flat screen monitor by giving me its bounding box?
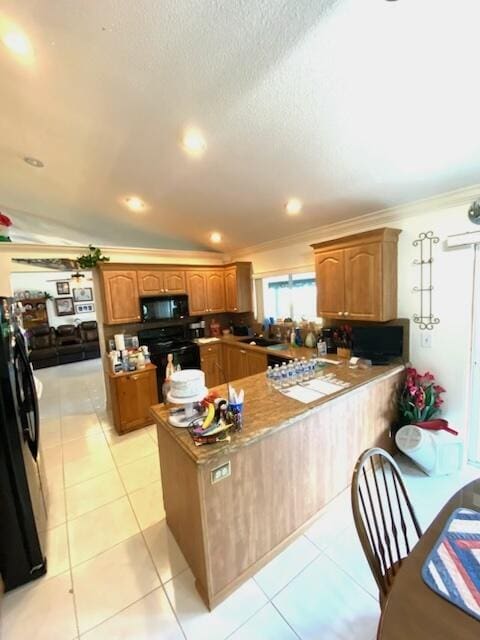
[352,325,403,364]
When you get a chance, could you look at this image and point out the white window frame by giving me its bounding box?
[468,244,480,465]
[257,269,317,322]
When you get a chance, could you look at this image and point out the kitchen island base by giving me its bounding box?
[153,365,403,610]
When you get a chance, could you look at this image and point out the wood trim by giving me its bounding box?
[311,227,401,252]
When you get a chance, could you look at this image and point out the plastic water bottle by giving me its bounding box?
[272,364,281,389]
[266,365,273,388]
[301,357,309,382]
[280,362,289,388]
[287,362,296,386]
[294,358,302,381]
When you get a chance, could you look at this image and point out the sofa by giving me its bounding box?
[28,322,101,369]
[56,324,84,365]
[79,321,101,360]
[28,325,59,369]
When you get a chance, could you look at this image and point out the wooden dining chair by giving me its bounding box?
[351,448,423,608]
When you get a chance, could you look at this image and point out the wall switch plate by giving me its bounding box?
[421,332,432,348]
[211,461,231,484]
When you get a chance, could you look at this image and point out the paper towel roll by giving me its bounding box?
[114,334,125,351]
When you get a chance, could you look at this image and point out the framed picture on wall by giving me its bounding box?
[56,281,70,295]
[74,303,95,314]
[73,287,93,302]
[55,297,74,316]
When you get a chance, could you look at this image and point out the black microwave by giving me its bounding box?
[140,295,189,322]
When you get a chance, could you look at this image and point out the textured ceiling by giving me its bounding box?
[1,0,480,251]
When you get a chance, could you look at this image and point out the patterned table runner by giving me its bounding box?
[422,508,480,621]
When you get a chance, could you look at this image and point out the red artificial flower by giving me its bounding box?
[434,384,446,394]
[0,212,12,227]
[434,397,444,408]
[422,371,435,382]
[415,388,425,409]
[409,385,418,397]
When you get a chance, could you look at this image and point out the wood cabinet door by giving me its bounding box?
[224,268,238,312]
[137,270,164,296]
[200,344,224,387]
[186,271,208,315]
[315,250,345,318]
[223,344,248,382]
[344,243,381,320]
[246,351,267,377]
[163,270,186,294]
[206,271,225,313]
[103,271,140,324]
[116,370,157,431]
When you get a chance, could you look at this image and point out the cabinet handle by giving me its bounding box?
[131,375,139,381]
[234,307,237,310]
[338,311,343,316]
[240,350,246,354]
[344,311,349,316]
[208,348,212,352]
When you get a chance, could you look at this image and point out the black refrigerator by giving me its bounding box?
[0,297,47,590]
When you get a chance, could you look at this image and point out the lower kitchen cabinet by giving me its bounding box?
[222,343,267,382]
[108,364,158,434]
[246,350,267,376]
[200,343,224,388]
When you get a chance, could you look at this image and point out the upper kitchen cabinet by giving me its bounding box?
[205,270,225,313]
[186,271,208,315]
[224,263,253,313]
[314,249,345,317]
[101,270,141,324]
[163,270,186,294]
[137,268,186,296]
[311,228,401,321]
[186,269,225,315]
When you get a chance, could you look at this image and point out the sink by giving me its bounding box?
[266,344,290,351]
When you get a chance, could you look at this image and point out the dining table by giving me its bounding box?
[377,477,480,639]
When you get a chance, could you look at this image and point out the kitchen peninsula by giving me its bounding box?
[151,360,404,609]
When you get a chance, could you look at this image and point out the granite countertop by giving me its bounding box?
[196,334,318,361]
[150,361,405,465]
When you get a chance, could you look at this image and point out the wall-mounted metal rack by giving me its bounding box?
[412,231,440,330]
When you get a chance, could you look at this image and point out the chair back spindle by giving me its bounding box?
[351,448,422,605]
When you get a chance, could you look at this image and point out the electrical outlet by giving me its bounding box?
[210,461,231,484]
[421,332,432,348]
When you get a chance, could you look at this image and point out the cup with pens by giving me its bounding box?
[227,385,244,432]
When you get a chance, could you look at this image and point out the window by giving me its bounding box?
[262,272,316,321]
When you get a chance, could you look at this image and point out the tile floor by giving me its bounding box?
[1,359,478,639]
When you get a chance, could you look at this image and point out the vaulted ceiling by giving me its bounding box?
[1,0,479,251]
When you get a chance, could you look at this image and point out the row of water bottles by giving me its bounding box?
[266,357,322,389]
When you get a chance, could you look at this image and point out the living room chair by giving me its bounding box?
[28,324,58,369]
[79,321,100,359]
[351,447,423,609]
[56,324,84,365]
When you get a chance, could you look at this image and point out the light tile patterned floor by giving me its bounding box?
[1,359,478,639]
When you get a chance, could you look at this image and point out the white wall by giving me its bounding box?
[234,204,478,437]
[10,270,96,328]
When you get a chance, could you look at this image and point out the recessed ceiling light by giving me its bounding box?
[285,198,303,215]
[24,156,44,168]
[125,196,146,212]
[2,31,32,57]
[210,231,222,243]
[181,127,207,157]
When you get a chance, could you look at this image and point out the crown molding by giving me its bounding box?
[230,183,480,259]
[0,242,224,263]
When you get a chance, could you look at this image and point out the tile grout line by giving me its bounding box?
[104,418,188,640]
[58,407,82,640]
